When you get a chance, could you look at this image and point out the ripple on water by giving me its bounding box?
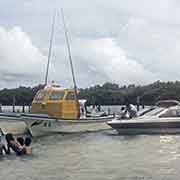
[1,132,180,179]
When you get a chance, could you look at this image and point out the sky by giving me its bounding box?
[1,0,180,88]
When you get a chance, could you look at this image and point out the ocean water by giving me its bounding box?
[1,130,180,180]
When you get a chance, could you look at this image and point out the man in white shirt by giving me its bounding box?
[126,104,137,118]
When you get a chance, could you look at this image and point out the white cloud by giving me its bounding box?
[1,0,180,88]
[0,26,47,87]
[70,38,158,86]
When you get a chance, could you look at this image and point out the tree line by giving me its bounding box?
[1,81,180,106]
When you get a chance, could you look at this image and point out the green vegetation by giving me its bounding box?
[1,81,180,105]
[0,84,44,105]
[79,81,180,105]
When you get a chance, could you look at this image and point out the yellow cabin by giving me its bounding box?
[31,86,80,119]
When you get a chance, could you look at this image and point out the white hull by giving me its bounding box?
[23,116,113,136]
[0,113,113,136]
[107,116,180,135]
[0,120,26,135]
[29,121,110,136]
[0,114,26,135]
[116,128,180,135]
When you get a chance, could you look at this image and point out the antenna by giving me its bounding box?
[60,9,79,102]
[44,10,56,86]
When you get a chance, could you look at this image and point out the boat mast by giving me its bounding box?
[44,10,56,86]
[60,8,79,103]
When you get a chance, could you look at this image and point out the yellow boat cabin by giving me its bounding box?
[31,86,80,119]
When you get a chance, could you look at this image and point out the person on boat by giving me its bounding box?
[97,105,101,112]
[80,106,85,116]
[5,133,26,156]
[0,137,8,155]
[126,103,137,118]
[24,137,32,155]
[120,106,129,119]
[0,104,2,112]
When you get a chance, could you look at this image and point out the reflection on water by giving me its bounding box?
[160,135,177,143]
[159,135,180,163]
[1,131,180,180]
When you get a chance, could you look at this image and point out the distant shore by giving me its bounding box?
[0,81,180,106]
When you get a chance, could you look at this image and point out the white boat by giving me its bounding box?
[107,100,180,134]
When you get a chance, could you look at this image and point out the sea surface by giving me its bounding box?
[1,131,180,180]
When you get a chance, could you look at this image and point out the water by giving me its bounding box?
[1,105,127,114]
[1,105,31,113]
[1,131,180,180]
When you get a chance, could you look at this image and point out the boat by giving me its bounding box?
[107,100,180,134]
[0,85,113,136]
[21,85,113,136]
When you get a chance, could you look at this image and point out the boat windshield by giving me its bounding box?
[143,107,165,116]
[49,91,65,100]
[159,108,180,118]
[34,90,47,101]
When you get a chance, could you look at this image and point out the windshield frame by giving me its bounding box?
[34,90,48,101]
[48,90,65,101]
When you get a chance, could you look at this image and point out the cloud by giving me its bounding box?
[70,38,158,86]
[1,0,180,88]
[0,26,46,87]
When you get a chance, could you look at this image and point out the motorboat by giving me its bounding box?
[25,85,113,136]
[107,100,180,134]
[0,86,113,136]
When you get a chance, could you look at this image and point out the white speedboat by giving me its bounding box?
[107,100,180,134]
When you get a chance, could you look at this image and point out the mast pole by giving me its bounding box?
[44,10,56,86]
[60,8,79,102]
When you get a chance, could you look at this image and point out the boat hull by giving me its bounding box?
[107,118,180,134]
[29,120,110,136]
[0,121,27,135]
[23,115,114,136]
[116,128,180,135]
[0,114,27,135]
